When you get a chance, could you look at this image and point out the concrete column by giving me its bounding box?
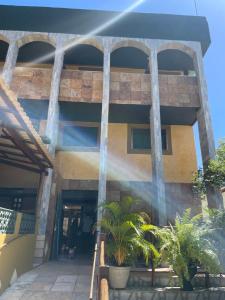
[149,47,166,226]
[2,40,18,85]
[97,44,110,224]
[194,47,223,209]
[34,42,64,263]
[45,45,64,152]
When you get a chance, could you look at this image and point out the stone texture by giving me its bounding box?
[110,288,225,300]
[1,256,93,300]
[10,67,200,107]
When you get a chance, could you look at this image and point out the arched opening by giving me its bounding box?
[110,45,150,105]
[111,46,149,73]
[0,40,9,74]
[63,43,103,71]
[11,41,55,134]
[158,49,195,75]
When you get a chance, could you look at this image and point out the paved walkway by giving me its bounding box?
[0,256,94,300]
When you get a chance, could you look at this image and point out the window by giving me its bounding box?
[128,125,171,154]
[61,123,100,150]
[132,128,150,150]
[12,197,23,211]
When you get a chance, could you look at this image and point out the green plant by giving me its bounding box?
[156,209,221,291]
[100,196,159,267]
[202,208,225,271]
[193,140,225,197]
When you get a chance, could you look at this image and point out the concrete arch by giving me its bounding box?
[157,41,195,59]
[64,37,104,52]
[0,34,9,44]
[17,34,56,48]
[111,39,150,55]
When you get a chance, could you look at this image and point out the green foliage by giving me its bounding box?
[100,196,159,267]
[202,208,225,271]
[192,140,225,196]
[156,209,221,290]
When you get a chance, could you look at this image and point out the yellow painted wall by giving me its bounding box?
[56,124,197,183]
[0,213,36,294]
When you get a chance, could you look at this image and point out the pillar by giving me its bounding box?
[194,47,223,209]
[2,40,18,85]
[149,47,167,226]
[97,44,110,225]
[34,41,64,263]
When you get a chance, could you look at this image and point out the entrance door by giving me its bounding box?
[55,190,98,259]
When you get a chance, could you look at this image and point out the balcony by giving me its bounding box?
[11,67,200,108]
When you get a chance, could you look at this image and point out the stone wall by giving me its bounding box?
[11,67,200,107]
[110,288,225,300]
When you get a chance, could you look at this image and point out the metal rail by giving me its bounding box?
[89,241,98,300]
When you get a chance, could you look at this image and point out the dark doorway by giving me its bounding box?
[54,190,98,260]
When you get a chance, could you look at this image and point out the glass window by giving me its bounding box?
[132,128,150,150]
[62,125,99,148]
[161,128,167,151]
[131,127,167,151]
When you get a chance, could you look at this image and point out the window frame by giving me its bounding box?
[59,121,100,152]
[127,124,172,155]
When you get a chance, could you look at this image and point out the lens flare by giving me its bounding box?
[16,0,146,68]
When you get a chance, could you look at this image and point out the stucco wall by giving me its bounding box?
[0,213,36,294]
[56,124,197,183]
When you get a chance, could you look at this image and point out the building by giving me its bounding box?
[0,5,223,271]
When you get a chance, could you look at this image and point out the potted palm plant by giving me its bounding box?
[100,196,159,289]
[156,209,221,291]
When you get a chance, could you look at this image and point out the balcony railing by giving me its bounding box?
[0,207,17,234]
[11,67,200,107]
[0,207,35,235]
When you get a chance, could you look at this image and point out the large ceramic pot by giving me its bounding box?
[109,266,131,289]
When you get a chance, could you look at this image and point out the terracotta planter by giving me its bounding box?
[109,266,131,289]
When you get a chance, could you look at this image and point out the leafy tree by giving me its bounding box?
[202,208,225,272]
[156,209,221,291]
[193,140,225,197]
[100,196,159,267]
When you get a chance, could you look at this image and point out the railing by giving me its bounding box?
[0,207,35,235]
[98,234,109,300]
[89,240,98,300]
[100,279,109,300]
[19,213,35,234]
[0,207,17,234]
[89,233,109,300]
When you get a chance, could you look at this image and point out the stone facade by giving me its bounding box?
[10,67,200,107]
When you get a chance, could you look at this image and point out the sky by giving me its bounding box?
[0,0,224,166]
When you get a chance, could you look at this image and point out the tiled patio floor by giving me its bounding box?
[0,256,94,300]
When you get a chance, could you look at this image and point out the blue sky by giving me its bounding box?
[0,0,224,166]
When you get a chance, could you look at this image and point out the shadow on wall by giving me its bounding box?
[0,207,36,294]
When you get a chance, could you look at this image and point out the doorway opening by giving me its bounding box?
[54,190,98,260]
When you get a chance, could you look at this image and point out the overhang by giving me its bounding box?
[0,5,211,54]
[0,79,53,174]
